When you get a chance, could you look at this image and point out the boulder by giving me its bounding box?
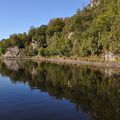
[102,51,118,61]
[3,46,20,58]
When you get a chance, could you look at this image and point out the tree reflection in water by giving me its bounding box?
[0,60,120,120]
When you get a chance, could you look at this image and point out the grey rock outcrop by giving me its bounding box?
[90,0,100,7]
[3,46,20,58]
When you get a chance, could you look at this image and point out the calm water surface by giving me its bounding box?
[0,60,120,120]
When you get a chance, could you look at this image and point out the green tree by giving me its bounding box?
[46,18,65,37]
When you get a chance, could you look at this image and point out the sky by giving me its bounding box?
[0,0,90,39]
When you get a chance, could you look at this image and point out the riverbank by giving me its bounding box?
[44,58,120,69]
[0,56,120,69]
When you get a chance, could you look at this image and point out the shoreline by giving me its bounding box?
[0,57,120,69]
[44,58,120,69]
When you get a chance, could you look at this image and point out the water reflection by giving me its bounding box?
[0,60,120,120]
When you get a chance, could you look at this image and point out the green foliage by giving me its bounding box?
[28,25,47,48]
[0,39,11,54]
[106,17,120,54]
[10,33,28,48]
[28,26,36,38]
[23,46,38,56]
[0,0,120,58]
[46,18,65,37]
[38,48,46,56]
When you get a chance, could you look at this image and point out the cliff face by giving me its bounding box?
[3,46,21,58]
[2,38,38,58]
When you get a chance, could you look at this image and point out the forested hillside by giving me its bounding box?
[0,0,120,61]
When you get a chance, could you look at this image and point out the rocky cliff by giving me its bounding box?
[3,46,21,58]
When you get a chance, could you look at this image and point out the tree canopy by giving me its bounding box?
[0,0,120,59]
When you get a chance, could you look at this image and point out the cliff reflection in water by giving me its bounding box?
[0,60,120,120]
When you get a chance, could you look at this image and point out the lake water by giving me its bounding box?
[0,60,120,120]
